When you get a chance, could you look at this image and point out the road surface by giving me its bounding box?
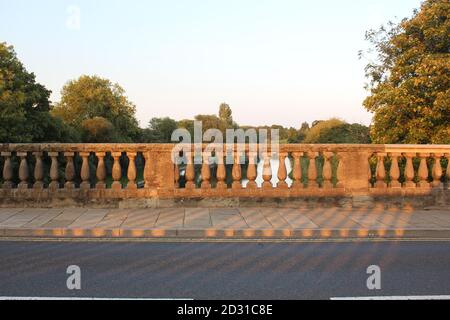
[0,240,449,299]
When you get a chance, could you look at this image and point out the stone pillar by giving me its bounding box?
[246,150,257,189]
[1,152,13,189]
[33,152,44,189]
[417,153,430,188]
[153,149,175,196]
[126,152,137,190]
[389,153,401,189]
[307,151,318,189]
[80,152,91,190]
[403,153,416,188]
[277,152,288,189]
[111,152,122,190]
[48,152,59,190]
[375,153,387,188]
[292,152,303,189]
[262,152,272,189]
[201,150,211,189]
[322,152,333,189]
[95,152,106,189]
[231,151,242,190]
[431,153,443,188]
[17,152,29,190]
[337,151,370,192]
[216,150,226,190]
[64,152,75,189]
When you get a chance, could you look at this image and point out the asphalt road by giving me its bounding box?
[0,240,449,300]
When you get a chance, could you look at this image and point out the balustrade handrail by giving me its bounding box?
[0,144,449,204]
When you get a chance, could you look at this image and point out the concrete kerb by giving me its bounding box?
[2,227,450,240]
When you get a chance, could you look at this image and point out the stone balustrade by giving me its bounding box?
[0,143,449,208]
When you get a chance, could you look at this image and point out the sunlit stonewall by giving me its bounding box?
[0,143,449,209]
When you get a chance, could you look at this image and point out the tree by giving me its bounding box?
[81,117,115,142]
[0,42,77,142]
[218,102,233,126]
[362,0,449,144]
[52,75,140,142]
[140,117,178,142]
[303,118,371,144]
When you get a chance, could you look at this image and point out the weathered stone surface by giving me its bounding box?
[0,144,449,210]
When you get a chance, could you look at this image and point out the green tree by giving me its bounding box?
[218,102,233,126]
[52,75,140,142]
[362,0,449,143]
[303,118,371,144]
[0,42,77,142]
[81,116,115,142]
[177,119,195,137]
[140,117,178,142]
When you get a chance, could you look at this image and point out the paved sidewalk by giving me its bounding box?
[1,207,450,240]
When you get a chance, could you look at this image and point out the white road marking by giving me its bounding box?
[0,296,193,300]
[331,295,450,300]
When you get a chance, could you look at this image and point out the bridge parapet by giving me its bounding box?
[0,144,449,208]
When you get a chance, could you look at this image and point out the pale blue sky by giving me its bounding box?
[0,0,422,127]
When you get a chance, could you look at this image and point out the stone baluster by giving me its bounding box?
[126,152,137,189]
[417,153,430,188]
[232,150,242,189]
[216,150,226,189]
[80,152,91,190]
[48,152,59,190]
[375,153,387,188]
[335,153,344,189]
[246,150,257,189]
[1,152,13,189]
[367,154,373,188]
[174,161,180,189]
[446,153,450,190]
[185,151,195,190]
[307,152,318,188]
[292,152,303,189]
[389,153,401,188]
[17,152,29,190]
[33,152,44,189]
[64,152,75,189]
[403,153,416,188]
[277,152,288,188]
[431,153,443,188]
[201,150,211,189]
[143,151,152,188]
[95,152,106,189]
[322,152,333,189]
[111,152,122,190]
[262,152,272,189]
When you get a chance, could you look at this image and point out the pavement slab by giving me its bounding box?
[184,208,211,228]
[69,209,110,228]
[0,207,449,240]
[0,208,24,223]
[121,209,159,228]
[0,209,53,228]
[155,208,185,228]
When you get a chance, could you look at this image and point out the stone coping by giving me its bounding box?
[1,143,449,153]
